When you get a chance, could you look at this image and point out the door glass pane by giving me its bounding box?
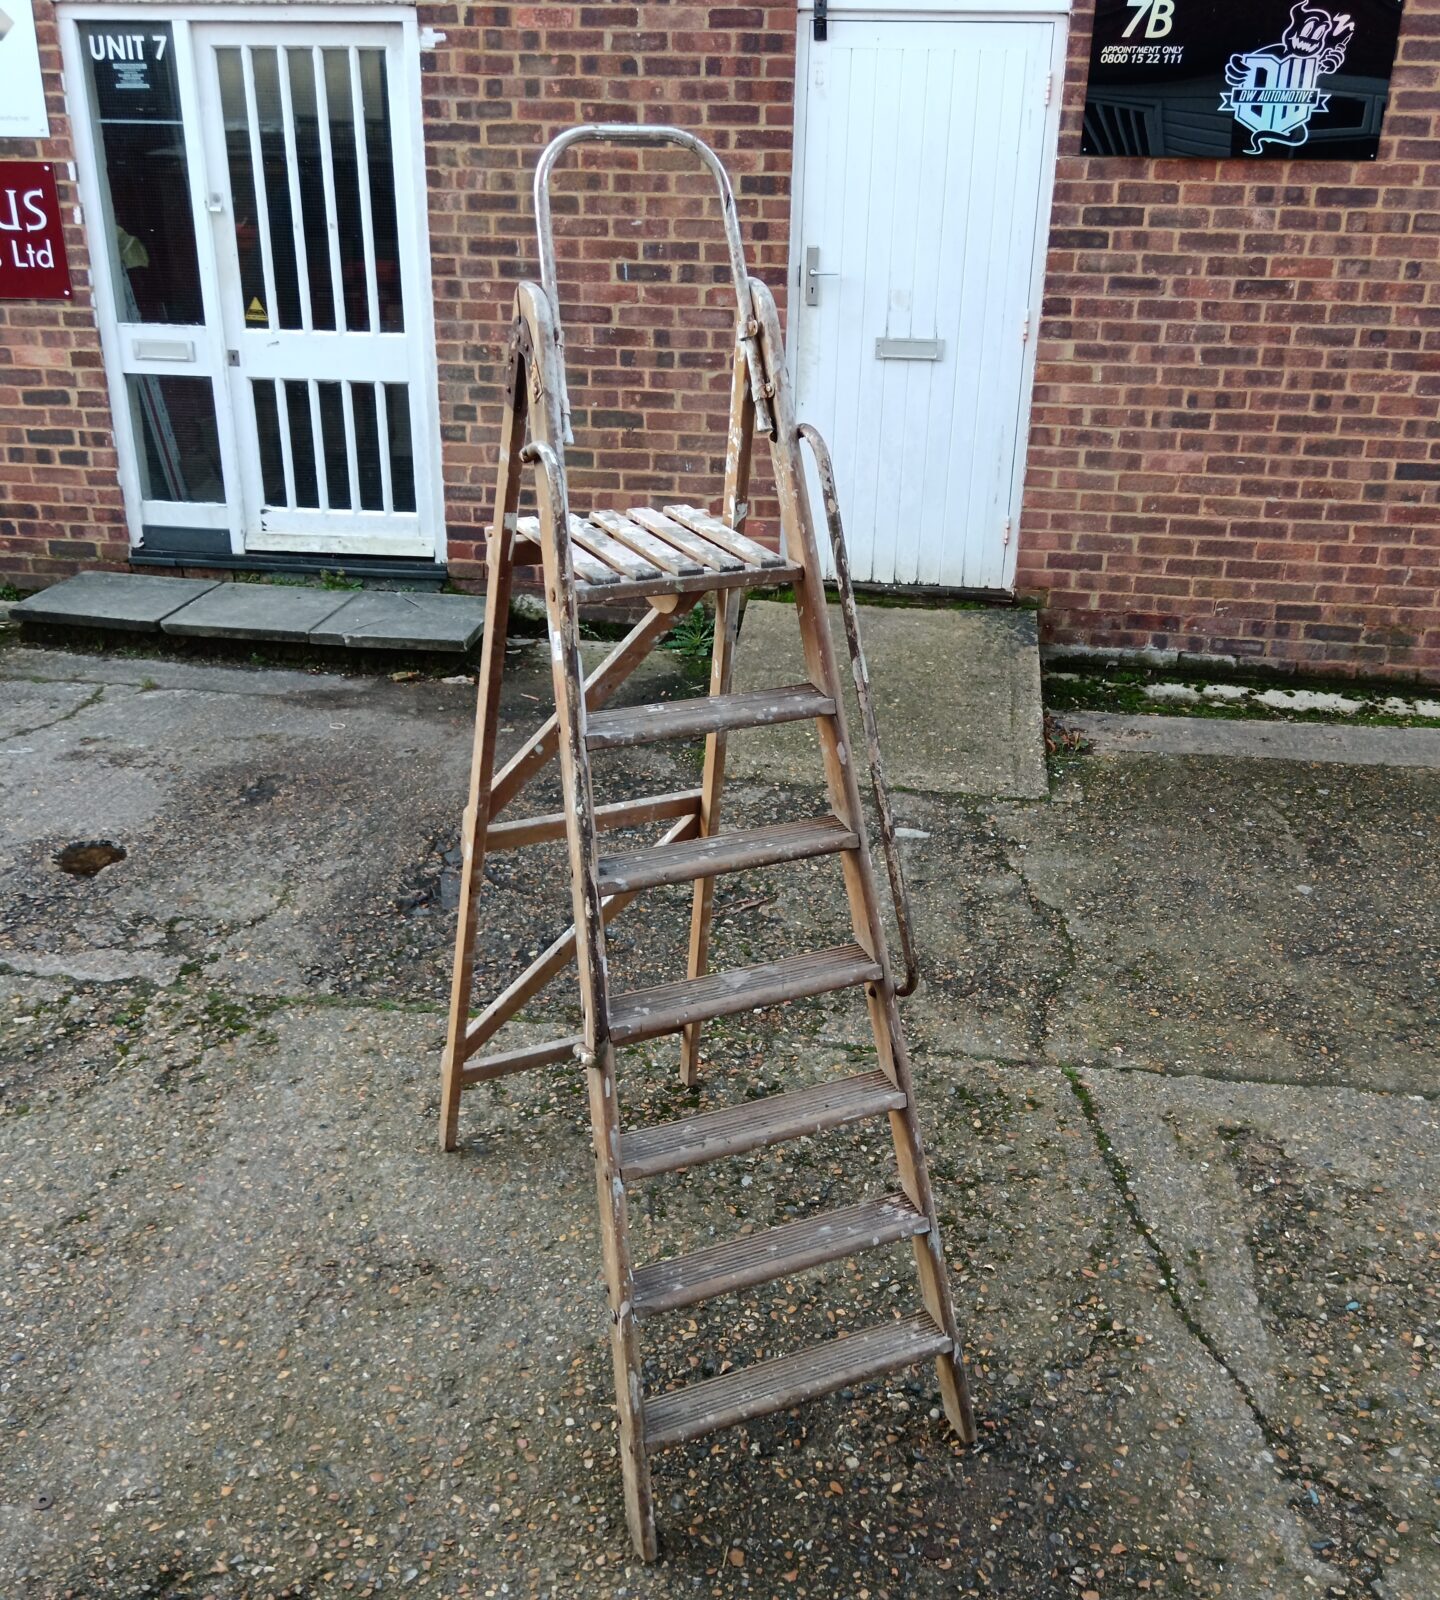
[283,380,320,507]
[352,382,384,510]
[81,23,203,324]
[249,48,303,330]
[359,50,403,332]
[384,383,414,513]
[126,376,225,502]
[252,379,287,505]
[317,381,351,509]
[285,48,337,331]
[323,49,370,333]
[215,48,270,331]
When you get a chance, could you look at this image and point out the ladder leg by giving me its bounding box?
[439,349,526,1151]
[679,341,756,1085]
[873,986,977,1440]
[588,1040,659,1558]
[677,586,740,1085]
[525,374,658,1556]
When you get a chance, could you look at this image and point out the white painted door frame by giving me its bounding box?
[60,3,445,564]
[787,0,1068,591]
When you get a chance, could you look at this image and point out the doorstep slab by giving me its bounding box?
[161,583,350,642]
[308,590,486,652]
[11,572,218,632]
[728,600,1047,799]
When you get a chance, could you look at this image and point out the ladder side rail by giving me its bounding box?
[751,276,976,1442]
[438,331,527,1151]
[795,421,919,999]
[523,395,657,1554]
[679,336,757,1084]
[533,123,773,443]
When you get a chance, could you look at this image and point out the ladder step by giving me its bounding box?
[620,1068,904,1180]
[632,1193,928,1317]
[596,815,857,894]
[610,943,883,1047]
[586,683,834,751]
[643,1312,951,1452]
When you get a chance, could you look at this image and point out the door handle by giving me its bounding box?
[804,245,838,307]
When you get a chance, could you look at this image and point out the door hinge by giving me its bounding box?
[1021,311,1031,344]
[813,0,828,42]
[1002,517,1013,547]
[1044,71,1053,106]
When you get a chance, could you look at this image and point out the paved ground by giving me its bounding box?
[0,633,1437,1600]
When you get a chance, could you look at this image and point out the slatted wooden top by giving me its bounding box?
[514,504,799,600]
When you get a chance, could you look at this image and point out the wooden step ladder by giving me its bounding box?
[439,124,975,1560]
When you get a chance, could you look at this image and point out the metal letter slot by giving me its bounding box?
[132,339,196,362]
[875,337,945,362]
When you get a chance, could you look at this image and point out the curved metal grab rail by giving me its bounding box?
[796,422,919,998]
[532,123,774,444]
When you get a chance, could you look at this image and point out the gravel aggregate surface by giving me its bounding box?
[1,640,1436,1599]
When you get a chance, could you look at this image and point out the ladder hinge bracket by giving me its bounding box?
[813,0,828,41]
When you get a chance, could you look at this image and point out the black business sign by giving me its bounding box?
[1081,0,1404,158]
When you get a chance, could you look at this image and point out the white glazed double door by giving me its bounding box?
[195,21,433,555]
[792,11,1063,591]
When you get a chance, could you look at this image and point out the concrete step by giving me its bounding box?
[11,571,485,654]
[727,598,1047,800]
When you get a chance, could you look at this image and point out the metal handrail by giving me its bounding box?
[796,423,919,998]
[532,123,774,444]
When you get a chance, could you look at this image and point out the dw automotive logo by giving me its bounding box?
[1221,0,1356,152]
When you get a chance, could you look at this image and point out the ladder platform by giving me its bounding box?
[619,1068,905,1180]
[609,943,883,1046]
[596,815,857,894]
[632,1192,928,1317]
[643,1311,952,1452]
[514,504,800,602]
[586,682,834,751]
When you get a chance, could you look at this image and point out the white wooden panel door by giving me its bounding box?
[792,13,1062,590]
[196,22,437,558]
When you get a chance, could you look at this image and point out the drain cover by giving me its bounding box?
[54,840,127,877]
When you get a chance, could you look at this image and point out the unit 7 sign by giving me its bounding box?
[0,163,72,300]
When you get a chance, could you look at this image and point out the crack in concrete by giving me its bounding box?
[1062,1060,1401,1568]
[3,684,105,743]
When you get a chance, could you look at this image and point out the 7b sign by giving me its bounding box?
[1123,0,1176,36]
[0,163,72,301]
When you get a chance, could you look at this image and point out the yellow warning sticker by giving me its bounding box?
[245,296,266,323]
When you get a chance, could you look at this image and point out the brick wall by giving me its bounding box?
[422,2,798,584]
[0,2,128,588]
[4,1,1438,685]
[1018,0,1440,680]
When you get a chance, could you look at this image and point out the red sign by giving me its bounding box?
[0,163,72,301]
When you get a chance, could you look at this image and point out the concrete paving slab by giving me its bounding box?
[727,599,1047,798]
[160,581,349,641]
[11,571,217,632]
[309,589,486,651]
[1060,708,1440,767]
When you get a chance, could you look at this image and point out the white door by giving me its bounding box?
[194,22,437,557]
[791,11,1063,591]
